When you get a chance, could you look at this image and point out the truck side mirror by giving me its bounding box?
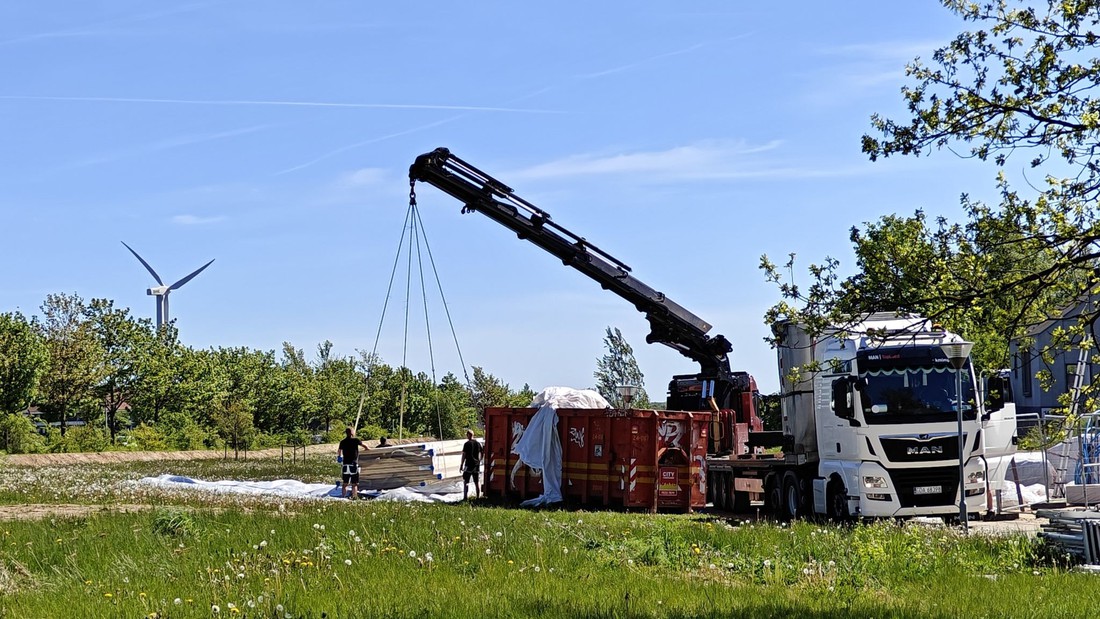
[831,377,854,419]
[985,375,1005,414]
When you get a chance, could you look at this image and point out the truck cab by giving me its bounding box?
[778,314,986,519]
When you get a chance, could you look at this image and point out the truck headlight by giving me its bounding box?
[862,475,888,489]
[967,470,985,485]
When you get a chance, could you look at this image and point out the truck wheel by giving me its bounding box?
[719,473,732,511]
[764,474,781,518]
[782,471,803,520]
[826,478,850,522]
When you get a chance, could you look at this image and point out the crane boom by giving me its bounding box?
[409,147,742,408]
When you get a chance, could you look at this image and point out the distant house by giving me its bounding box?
[1010,292,1100,421]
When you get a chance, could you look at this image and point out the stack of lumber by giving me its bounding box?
[351,438,484,490]
[1037,508,1100,565]
[355,446,439,490]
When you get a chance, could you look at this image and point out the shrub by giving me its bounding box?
[167,420,212,451]
[129,423,169,451]
[61,426,109,452]
[0,414,45,454]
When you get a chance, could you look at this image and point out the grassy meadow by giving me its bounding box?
[0,455,1094,618]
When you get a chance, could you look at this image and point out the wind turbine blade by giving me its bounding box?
[168,258,215,291]
[121,241,164,285]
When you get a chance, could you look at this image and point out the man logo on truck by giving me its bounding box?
[907,445,943,455]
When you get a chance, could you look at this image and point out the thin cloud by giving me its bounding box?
[819,40,946,61]
[508,140,805,181]
[275,116,462,175]
[172,214,225,225]
[276,38,749,176]
[339,168,388,188]
[49,125,271,173]
[577,42,709,79]
[0,95,558,114]
[0,3,214,47]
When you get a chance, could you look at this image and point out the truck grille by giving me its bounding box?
[880,434,961,463]
[887,466,959,508]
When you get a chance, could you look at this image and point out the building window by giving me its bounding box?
[1066,363,1079,391]
[1022,349,1033,398]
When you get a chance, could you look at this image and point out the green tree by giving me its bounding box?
[764,1,1100,415]
[37,293,104,435]
[130,326,188,425]
[594,327,650,407]
[213,398,255,459]
[274,342,318,434]
[468,366,531,414]
[85,299,151,439]
[314,341,363,432]
[0,312,48,415]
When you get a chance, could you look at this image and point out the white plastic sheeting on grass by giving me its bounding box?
[136,474,466,502]
[511,386,609,507]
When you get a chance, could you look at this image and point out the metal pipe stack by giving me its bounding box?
[1037,509,1100,565]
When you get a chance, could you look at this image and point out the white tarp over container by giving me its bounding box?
[511,386,610,507]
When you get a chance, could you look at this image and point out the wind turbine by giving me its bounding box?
[121,241,215,330]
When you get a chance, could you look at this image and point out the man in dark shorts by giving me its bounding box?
[337,427,369,499]
[459,429,483,500]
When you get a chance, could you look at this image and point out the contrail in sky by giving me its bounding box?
[0,95,558,114]
[0,3,214,46]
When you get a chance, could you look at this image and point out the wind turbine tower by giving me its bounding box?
[122,241,215,330]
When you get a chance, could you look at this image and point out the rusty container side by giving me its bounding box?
[485,407,711,512]
[484,407,542,501]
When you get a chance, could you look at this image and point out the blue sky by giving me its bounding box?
[1,2,1002,396]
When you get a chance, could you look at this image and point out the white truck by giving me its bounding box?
[708,313,989,520]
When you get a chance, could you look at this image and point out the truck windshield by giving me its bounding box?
[856,347,975,424]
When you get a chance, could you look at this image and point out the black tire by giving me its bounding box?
[782,471,803,520]
[719,474,732,511]
[764,474,782,518]
[826,477,850,522]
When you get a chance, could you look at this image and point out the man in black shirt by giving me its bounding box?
[459,428,483,500]
[337,427,369,499]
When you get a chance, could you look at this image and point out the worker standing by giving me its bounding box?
[459,429,483,500]
[337,427,369,499]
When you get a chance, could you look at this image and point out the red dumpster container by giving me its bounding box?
[484,407,710,512]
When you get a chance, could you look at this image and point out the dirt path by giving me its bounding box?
[0,503,157,521]
[0,438,428,467]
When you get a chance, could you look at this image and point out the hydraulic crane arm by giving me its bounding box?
[409,147,733,380]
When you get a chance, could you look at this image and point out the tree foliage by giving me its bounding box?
[0,312,48,415]
[594,327,650,408]
[764,0,1100,416]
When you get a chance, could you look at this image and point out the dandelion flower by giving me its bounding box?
[495,531,503,537]
[485,548,492,555]
[260,540,268,549]
[345,559,352,566]
[174,598,182,605]
[211,604,220,613]
[424,552,433,563]
[408,550,417,558]
[349,530,356,537]
[104,593,113,598]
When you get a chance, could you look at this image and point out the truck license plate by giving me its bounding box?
[913,485,942,495]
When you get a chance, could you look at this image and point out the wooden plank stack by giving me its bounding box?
[353,439,477,490]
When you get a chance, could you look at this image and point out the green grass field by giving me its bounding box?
[0,456,1093,618]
